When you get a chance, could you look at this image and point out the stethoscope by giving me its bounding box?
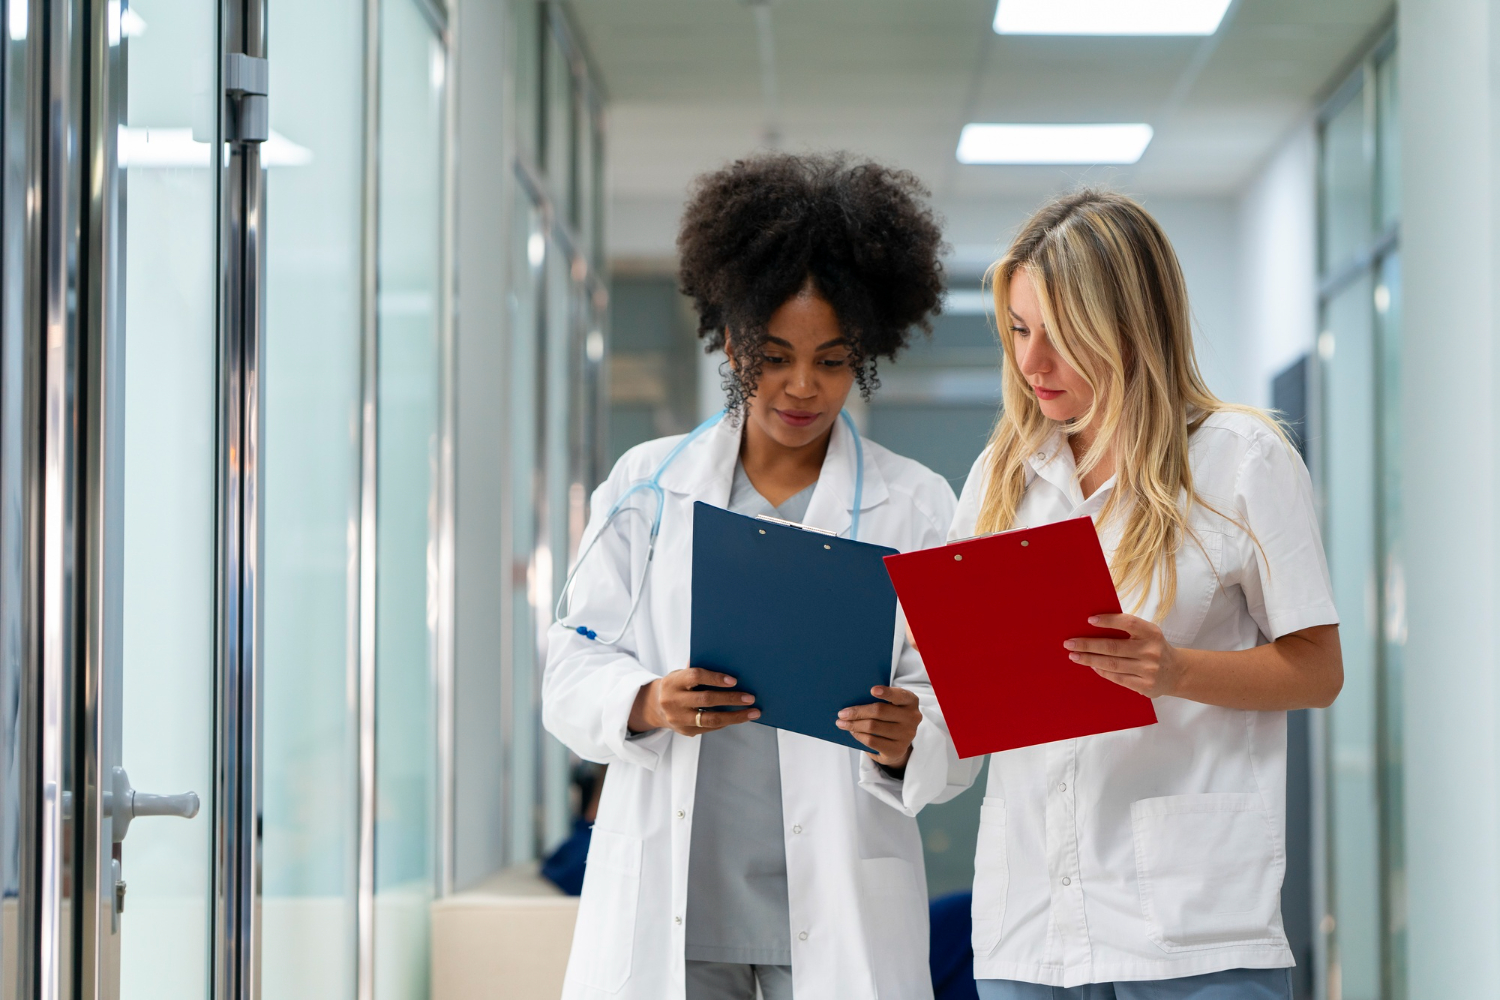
[555,409,865,645]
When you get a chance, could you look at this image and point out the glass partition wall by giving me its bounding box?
[1314,27,1404,1000]
[500,3,609,870]
[0,0,459,997]
[261,0,365,995]
[0,0,606,995]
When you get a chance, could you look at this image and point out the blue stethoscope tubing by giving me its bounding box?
[555,409,865,644]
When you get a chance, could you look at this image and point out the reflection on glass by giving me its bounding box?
[0,14,20,990]
[119,2,217,998]
[575,99,596,260]
[542,238,574,851]
[1321,273,1380,1000]
[1376,56,1400,233]
[262,0,364,995]
[1321,82,1373,273]
[507,192,544,864]
[512,0,541,164]
[374,0,445,995]
[544,18,574,224]
[1375,251,1405,1000]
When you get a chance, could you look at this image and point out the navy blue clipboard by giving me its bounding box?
[688,501,900,752]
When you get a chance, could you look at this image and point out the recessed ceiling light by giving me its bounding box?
[957,124,1154,165]
[993,0,1233,36]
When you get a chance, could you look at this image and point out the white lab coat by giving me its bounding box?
[950,412,1339,985]
[543,415,973,1000]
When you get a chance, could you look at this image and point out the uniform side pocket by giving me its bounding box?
[858,856,930,999]
[566,827,643,992]
[971,797,1009,958]
[1130,792,1286,953]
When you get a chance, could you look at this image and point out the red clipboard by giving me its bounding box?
[882,516,1157,758]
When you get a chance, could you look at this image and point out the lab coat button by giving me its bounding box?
[1062,877,1072,886]
[676,810,685,819]
[798,931,809,941]
[675,916,683,925]
[1059,783,1067,792]
[792,824,802,834]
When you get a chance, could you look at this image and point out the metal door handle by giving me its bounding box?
[52,769,201,841]
[109,766,200,843]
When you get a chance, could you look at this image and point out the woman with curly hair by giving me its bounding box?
[543,153,973,1000]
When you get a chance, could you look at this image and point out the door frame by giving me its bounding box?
[1,0,269,996]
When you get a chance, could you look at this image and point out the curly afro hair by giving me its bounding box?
[676,152,947,413]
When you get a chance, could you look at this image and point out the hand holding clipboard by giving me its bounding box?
[882,516,1157,758]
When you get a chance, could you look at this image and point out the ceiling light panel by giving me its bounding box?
[957,123,1154,165]
[993,0,1233,36]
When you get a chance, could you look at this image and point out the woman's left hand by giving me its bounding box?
[1065,614,1185,698]
[837,685,921,769]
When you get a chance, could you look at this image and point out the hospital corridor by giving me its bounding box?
[0,1,1496,999]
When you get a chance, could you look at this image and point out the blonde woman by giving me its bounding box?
[953,191,1342,999]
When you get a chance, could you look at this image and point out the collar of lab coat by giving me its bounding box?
[1026,427,1116,518]
[657,411,889,538]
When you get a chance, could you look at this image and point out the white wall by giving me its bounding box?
[1236,125,1320,409]
[1398,1,1500,995]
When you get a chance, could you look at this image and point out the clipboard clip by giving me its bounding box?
[947,525,1030,544]
[755,514,839,537]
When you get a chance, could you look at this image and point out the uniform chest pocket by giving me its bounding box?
[1130,793,1286,952]
[1159,527,1225,647]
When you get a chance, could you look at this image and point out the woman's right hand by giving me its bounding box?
[629,667,760,736]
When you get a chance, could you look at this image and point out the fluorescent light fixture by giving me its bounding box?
[994,0,1232,36]
[957,123,1154,165]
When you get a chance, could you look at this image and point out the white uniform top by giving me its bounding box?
[544,415,973,1000]
[949,411,1339,987]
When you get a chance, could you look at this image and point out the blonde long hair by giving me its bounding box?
[976,190,1276,618]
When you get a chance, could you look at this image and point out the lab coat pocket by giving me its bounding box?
[971,797,1009,957]
[858,857,930,1000]
[1130,792,1285,952]
[568,827,643,992]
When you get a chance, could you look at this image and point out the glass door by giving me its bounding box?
[1,0,457,995]
[0,0,268,995]
[373,0,448,995]
[117,2,219,997]
[260,0,364,996]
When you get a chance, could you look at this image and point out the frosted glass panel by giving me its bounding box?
[1375,251,1406,1000]
[119,2,217,998]
[374,0,445,996]
[507,192,543,864]
[1321,85,1373,273]
[1321,273,1380,1000]
[262,0,365,996]
[1376,57,1400,232]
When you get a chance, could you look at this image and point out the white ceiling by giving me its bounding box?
[570,0,1393,214]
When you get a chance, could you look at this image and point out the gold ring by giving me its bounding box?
[696,709,704,729]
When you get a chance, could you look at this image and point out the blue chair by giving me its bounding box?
[540,817,592,896]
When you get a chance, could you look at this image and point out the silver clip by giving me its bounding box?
[754,514,838,537]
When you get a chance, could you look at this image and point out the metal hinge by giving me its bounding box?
[225,53,269,143]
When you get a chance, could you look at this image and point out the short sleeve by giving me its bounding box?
[1231,432,1340,640]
